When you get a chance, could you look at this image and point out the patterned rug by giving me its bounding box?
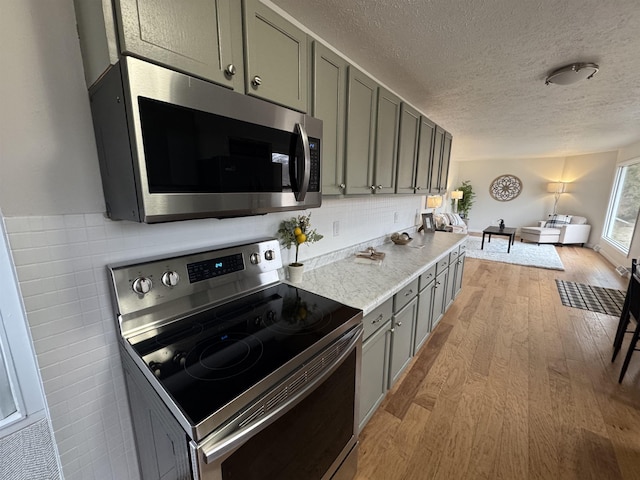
[555,280,626,316]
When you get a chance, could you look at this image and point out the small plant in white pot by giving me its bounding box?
[277,213,323,283]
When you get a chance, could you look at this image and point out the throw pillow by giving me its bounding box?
[545,214,572,228]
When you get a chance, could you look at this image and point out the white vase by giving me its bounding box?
[288,263,304,283]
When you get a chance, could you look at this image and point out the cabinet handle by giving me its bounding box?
[370,185,376,191]
[252,75,262,87]
[371,313,384,325]
[339,183,346,190]
[415,186,421,190]
[390,328,395,333]
[377,185,383,189]
[225,64,236,76]
[396,321,403,327]
[404,289,413,296]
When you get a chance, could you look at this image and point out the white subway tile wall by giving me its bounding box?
[4,195,423,479]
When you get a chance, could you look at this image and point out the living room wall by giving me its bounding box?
[450,152,618,246]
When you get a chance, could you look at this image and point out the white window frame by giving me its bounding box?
[0,214,45,437]
[603,157,640,256]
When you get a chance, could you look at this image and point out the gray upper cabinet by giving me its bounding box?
[439,131,453,192]
[116,0,243,90]
[345,67,378,194]
[374,88,401,194]
[395,103,421,194]
[243,0,308,111]
[313,42,347,195]
[430,126,445,193]
[415,116,436,192]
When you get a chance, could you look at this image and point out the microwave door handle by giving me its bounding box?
[295,123,310,201]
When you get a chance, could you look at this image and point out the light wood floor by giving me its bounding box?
[355,246,640,480]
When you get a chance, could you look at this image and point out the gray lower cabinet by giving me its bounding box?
[389,297,418,387]
[243,0,308,111]
[415,265,436,353]
[115,0,243,90]
[431,259,449,330]
[313,42,348,195]
[453,252,466,298]
[359,318,392,431]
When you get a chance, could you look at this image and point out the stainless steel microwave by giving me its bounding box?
[89,57,322,223]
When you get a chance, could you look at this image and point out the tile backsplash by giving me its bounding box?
[4,194,423,479]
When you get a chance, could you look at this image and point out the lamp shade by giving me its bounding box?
[451,190,463,200]
[547,182,567,194]
[426,195,442,208]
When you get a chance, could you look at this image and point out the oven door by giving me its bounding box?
[190,325,362,480]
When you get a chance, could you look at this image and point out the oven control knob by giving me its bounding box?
[173,352,187,367]
[267,310,276,322]
[161,271,180,287]
[264,249,275,261]
[149,362,162,378]
[132,277,152,295]
[250,253,261,264]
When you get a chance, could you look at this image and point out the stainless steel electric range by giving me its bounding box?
[108,238,363,480]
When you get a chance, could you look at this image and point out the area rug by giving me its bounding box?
[464,235,565,270]
[555,279,626,316]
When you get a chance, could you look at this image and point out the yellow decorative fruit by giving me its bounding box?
[293,227,302,236]
[296,233,306,244]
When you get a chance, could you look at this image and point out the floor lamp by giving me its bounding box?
[547,182,567,215]
[451,190,463,214]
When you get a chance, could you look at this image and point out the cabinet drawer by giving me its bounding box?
[459,242,467,256]
[436,256,449,274]
[419,264,437,290]
[449,248,459,264]
[394,278,419,312]
[363,297,393,341]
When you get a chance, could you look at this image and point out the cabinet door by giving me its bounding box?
[243,0,308,111]
[395,103,421,194]
[415,116,436,192]
[445,260,456,310]
[454,253,466,298]
[345,67,378,194]
[415,282,435,354]
[116,0,241,89]
[429,126,445,193]
[438,132,452,193]
[431,269,448,329]
[374,88,401,194]
[359,320,392,430]
[389,298,417,387]
[313,42,347,195]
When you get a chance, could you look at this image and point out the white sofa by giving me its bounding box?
[433,213,468,234]
[520,215,591,246]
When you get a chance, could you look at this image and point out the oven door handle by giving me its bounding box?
[200,325,362,464]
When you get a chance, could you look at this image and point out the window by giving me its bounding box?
[0,215,45,435]
[604,159,640,254]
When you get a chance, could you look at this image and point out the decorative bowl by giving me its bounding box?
[391,232,413,245]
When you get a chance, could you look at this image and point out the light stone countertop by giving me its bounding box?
[287,232,468,316]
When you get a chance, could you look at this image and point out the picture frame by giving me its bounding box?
[421,213,436,233]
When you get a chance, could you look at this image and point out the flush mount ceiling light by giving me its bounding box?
[545,62,599,86]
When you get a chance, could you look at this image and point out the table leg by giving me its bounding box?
[508,234,512,253]
[481,233,486,249]
[488,234,492,243]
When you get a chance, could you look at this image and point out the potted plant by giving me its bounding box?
[277,213,323,283]
[453,180,475,220]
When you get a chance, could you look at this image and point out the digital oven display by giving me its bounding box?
[187,253,244,283]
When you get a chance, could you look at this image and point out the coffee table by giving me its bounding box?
[481,226,517,253]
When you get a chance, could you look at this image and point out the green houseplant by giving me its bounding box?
[277,213,323,282]
[453,180,475,219]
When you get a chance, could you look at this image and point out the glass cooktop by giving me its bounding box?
[129,283,361,425]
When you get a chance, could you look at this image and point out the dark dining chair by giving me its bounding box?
[617,265,640,383]
[612,259,637,362]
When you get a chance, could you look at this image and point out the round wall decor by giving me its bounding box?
[489,174,523,201]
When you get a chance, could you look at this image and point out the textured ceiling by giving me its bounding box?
[271,0,640,161]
